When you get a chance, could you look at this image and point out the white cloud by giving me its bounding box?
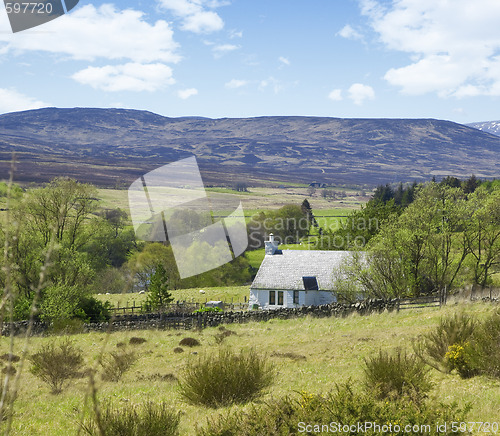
[278,56,290,66]
[0,88,47,113]
[225,79,248,89]
[361,0,500,97]
[348,83,375,105]
[0,5,180,63]
[158,0,225,33]
[328,89,343,101]
[212,43,239,57]
[177,88,198,99]
[72,63,175,92]
[337,24,363,40]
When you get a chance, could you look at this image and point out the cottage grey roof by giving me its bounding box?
[250,250,354,291]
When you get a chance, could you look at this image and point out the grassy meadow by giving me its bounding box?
[2,301,500,435]
[96,186,365,218]
[95,286,250,308]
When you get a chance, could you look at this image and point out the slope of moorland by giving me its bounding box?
[0,108,499,186]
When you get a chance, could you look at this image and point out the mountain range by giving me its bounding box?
[0,107,498,187]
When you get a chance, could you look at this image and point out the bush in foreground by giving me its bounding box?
[29,339,84,394]
[80,401,180,436]
[179,348,274,408]
[196,383,470,436]
[363,349,432,401]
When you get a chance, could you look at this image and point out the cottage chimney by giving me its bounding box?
[265,233,280,255]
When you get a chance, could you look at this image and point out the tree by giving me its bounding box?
[463,186,500,286]
[1,178,117,322]
[144,264,173,312]
[301,199,318,228]
[7,178,100,298]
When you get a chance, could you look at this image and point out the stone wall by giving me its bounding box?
[2,299,399,336]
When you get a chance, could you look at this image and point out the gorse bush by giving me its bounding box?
[456,310,500,379]
[80,401,180,436]
[100,349,138,382]
[445,343,477,378]
[179,348,274,408]
[29,339,84,394]
[415,310,500,379]
[363,349,432,401]
[196,382,471,436]
[414,312,476,372]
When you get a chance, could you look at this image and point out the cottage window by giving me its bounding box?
[269,290,276,305]
[302,276,319,291]
[293,290,299,304]
[278,291,284,305]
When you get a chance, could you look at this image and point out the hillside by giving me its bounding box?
[0,107,499,186]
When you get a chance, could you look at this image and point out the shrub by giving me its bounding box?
[193,307,223,314]
[29,339,84,394]
[414,312,476,372]
[445,343,477,378]
[197,383,471,436]
[179,348,274,408]
[80,401,180,436]
[466,310,500,378]
[79,297,112,322]
[100,349,138,382]
[363,349,432,401]
[179,337,200,347]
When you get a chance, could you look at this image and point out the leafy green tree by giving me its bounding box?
[336,183,477,298]
[0,178,116,322]
[143,264,173,311]
[463,186,500,286]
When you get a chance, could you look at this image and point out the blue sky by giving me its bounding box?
[1,0,500,123]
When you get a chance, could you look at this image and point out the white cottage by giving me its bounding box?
[249,234,354,310]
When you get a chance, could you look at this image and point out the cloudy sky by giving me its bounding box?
[1,0,500,123]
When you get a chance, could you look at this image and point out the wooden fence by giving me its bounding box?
[396,295,442,311]
[110,301,248,317]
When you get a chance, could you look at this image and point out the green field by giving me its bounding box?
[2,301,499,435]
[96,187,365,218]
[95,285,250,307]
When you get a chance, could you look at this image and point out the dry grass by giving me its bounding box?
[1,302,499,434]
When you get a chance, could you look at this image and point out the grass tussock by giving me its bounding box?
[129,337,147,346]
[80,401,181,436]
[179,337,201,347]
[179,348,274,408]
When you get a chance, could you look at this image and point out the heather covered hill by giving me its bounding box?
[0,107,498,186]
